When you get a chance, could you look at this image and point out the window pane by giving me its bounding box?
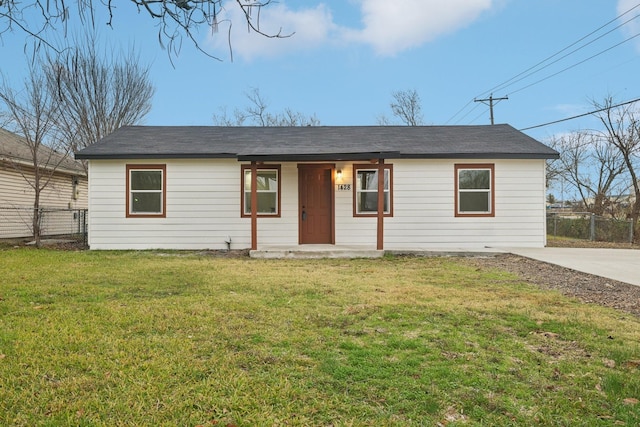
[358,192,378,212]
[131,170,162,190]
[257,171,277,191]
[245,193,277,214]
[357,191,390,213]
[459,169,490,190]
[357,170,377,190]
[460,192,489,212]
[245,170,278,191]
[356,170,389,191]
[131,192,162,213]
[355,168,391,214]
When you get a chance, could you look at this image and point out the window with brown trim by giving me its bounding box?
[126,164,166,218]
[241,165,281,217]
[353,164,393,217]
[455,163,495,217]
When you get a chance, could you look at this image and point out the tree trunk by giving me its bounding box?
[631,198,640,244]
[32,196,41,248]
[32,165,42,248]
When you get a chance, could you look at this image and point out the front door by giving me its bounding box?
[298,164,334,244]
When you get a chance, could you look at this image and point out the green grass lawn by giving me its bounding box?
[1,249,639,426]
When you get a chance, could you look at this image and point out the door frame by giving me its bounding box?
[297,163,335,245]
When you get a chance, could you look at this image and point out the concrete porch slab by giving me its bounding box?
[250,244,384,259]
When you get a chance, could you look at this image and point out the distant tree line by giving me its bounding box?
[548,96,640,242]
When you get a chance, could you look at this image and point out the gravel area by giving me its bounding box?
[462,253,640,318]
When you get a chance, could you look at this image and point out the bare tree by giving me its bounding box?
[0,1,290,60]
[592,96,640,240]
[377,89,424,126]
[46,35,155,172]
[549,131,629,217]
[212,87,320,126]
[0,67,66,246]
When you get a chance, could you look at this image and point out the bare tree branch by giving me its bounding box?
[212,87,320,127]
[549,131,629,217]
[0,65,68,246]
[378,89,425,126]
[591,96,640,240]
[45,33,155,173]
[0,1,293,61]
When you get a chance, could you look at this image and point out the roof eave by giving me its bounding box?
[74,152,238,160]
[398,153,560,160]
[237,151,401,162]
[1,155,86,176]
[75,152,559,161]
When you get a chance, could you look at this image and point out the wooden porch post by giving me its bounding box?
[377,158,385,250]
[251,161,258,250]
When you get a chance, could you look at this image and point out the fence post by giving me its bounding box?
[590,214,596,241]
[630,219,634,244]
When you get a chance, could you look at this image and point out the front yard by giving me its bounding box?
[1,248,639,426]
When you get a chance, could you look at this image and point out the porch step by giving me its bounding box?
[250,245,384,259]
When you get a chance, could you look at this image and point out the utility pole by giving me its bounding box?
[474,94,508,125]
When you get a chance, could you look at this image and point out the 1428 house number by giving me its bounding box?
[337,184,351,191]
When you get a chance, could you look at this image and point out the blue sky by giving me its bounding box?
[1,0,639,144]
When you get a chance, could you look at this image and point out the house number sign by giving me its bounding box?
[337,184,352,191]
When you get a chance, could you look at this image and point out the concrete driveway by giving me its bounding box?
[505,248,640,287]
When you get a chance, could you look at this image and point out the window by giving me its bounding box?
[353,164,393,217]
[126,164,166,218]
[455,164,494,217]
[241,165,281,217]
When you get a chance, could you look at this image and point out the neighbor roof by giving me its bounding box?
[0,128,85,175]
[74,124,559,161]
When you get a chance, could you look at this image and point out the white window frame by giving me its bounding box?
[353,165,393,217]
[126,164,166,218]
[241,165,281,217]
[455,164,494,217]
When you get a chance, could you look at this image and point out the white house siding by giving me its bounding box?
[0,161,88,238]
[88,159,250,250]
[383,159,547,249]
[87,158,548,250]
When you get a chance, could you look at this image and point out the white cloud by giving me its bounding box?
[207,2,336,61]
[344,0,494,55]
[617,0,640,52]
[550,103,590,116]
[207,1,494,60]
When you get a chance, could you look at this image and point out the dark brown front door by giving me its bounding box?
[298,164,334,244]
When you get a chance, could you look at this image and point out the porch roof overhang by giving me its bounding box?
[237,151,400,162]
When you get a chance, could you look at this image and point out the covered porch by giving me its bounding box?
[249,244,384,259]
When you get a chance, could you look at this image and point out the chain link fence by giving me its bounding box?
[0,207,88,245]
[547,212,634,243]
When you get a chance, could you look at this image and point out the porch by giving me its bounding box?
[250,244,384,259]
[249,244,504,259]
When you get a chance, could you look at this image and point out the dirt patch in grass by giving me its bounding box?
[462,254,640,318]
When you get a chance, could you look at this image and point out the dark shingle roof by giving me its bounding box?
[1,128,85,175]
[75,125,559,161]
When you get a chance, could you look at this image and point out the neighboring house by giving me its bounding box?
[75,125,559,251]
[0,128,88,238]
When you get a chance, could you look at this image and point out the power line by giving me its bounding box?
[468,106,490,125]
[452,102,482,125]
[489,12,640,96]
[479,4,640,98]
[445,2,640,125]
[518,96,640,131]
[509,30,640,96]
